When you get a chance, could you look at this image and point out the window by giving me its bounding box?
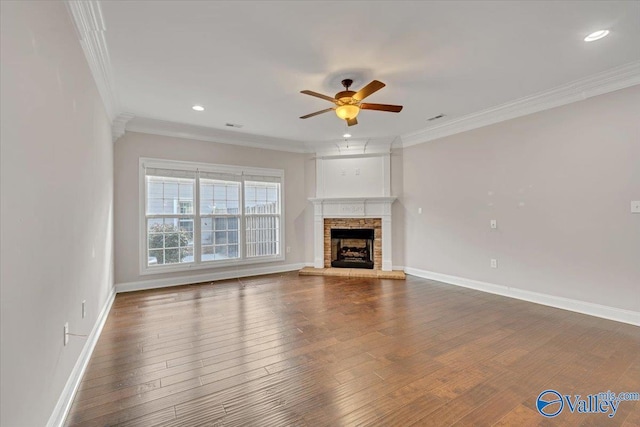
[141,159,284,274]
[145,169,195,267]
[245,180,280,257]
[199,176,240,262]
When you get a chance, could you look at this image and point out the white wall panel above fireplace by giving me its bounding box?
[315,155,390,198]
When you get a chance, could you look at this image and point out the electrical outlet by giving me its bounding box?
[82,300,86,319]
[64,322,69,346]
[491,259,498,269]
[490,220,497,229]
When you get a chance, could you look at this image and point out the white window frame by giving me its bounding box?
[139,158,285,275]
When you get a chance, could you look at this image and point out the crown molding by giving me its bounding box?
[305,136,397,157]
[64,3,638,152]
[125,117,309,153]
[66,1,120,122]
[400,61,640,147]
[111,113,135,142]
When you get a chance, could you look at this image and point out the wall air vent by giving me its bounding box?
[427,114,446,121]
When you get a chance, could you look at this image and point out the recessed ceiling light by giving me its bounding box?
[192,105,205,111]
[584,30,609,42]
[343,133,351,138]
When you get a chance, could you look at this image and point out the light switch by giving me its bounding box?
[418,207,422,214]
[632,201,640,213]
[490,220,497,229]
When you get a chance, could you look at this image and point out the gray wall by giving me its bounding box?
[401,86,640,312]
[114,132,309,286]
[391,147,405,267]
[0,2,115,426]
[304,154,317,263]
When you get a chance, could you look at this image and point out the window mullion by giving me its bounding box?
[240,179,246,260]
[195,172,201,264]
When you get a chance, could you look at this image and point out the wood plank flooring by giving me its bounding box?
[65,272,640,426]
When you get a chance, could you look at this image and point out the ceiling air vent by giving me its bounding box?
[225,123,243,128]
[427,114,446,121]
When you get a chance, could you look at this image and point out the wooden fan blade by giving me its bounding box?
[347,117,358,126]
[360,103,403,113]
[300,90,337,103]
[300,108,334,119]
[352,80,385,101]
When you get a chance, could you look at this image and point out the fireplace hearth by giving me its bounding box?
[331,228,374,269]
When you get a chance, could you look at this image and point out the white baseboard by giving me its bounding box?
[404,267,640,327]
[46,287,116,427]
[47,263,304,425]
[116,263,307,293]
[47,265,635,427]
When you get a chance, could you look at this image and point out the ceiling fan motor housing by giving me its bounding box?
[335,79,360,120]
[335,91,357,104]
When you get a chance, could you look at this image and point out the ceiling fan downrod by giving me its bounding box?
[341,79,353,90]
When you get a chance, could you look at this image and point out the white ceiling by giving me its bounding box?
[98,1,640,147]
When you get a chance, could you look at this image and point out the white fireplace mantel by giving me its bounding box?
[309,197,396,271]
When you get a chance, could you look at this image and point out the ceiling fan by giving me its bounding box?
[300,79,403,126]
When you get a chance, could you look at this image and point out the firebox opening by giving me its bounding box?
[330,228,374,269]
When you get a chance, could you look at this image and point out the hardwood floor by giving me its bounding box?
[65,272,640,426]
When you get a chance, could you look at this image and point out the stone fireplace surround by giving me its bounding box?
[326,218,380,269]
[309,197,395,271]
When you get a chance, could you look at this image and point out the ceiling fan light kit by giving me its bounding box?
[300,78,402,126]
[335,104,359,120]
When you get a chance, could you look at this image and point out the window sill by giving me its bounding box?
[140,254,286,276]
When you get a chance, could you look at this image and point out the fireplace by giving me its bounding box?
[331,228,374,269]
[311,198,395,271]
[309,146,397,270]
[323,217,382,269]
